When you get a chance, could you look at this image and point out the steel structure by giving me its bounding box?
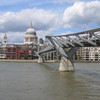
[38,28,100,71]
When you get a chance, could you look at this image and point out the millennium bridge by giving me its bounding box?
[37,28,100,72]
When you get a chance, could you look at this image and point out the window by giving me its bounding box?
[30,38,34,42]
[13,48,16,52]
[8,48,11,52]
[25,38,28,42]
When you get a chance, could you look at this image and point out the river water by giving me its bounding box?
[0,62,100,100]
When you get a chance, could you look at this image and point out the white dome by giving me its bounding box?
[25,27,36,35]
[24,22,38,44]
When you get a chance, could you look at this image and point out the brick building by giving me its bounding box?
[0,46,6,59]
[6,47,17,59]
[6,46,33,60]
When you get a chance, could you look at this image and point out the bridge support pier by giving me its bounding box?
[38,57,43,63]
[59,57,74,72]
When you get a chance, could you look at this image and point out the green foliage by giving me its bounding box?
[77,56,82,61]
[24,56,28,60]
[18,56,21,59]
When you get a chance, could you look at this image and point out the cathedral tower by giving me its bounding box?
[3,33,8,44]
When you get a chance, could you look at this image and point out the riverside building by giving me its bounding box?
[24,22,38,45]
[0,22,38,60]
[74,47,100,62]
[0,23,100,61]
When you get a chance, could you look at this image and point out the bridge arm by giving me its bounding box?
[46,36,78,59]
[46,36,78,71]
[54,37,65,47]
[66,47,79,59]
[77,36,97,46]
[93,33,100,39]
[55,37,69,47]
[46,36,69,58]
[62,37,75,47]
[72,39,84,47]
[38,46,55,55]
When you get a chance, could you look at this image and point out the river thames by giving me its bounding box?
[0,62,100,100]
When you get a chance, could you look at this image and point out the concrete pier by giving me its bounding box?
[59,57,74,72]
[38,57,44,63]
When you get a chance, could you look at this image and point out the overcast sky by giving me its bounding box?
[0,0,100,43]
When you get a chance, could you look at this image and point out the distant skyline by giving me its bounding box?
[0,0,100,43]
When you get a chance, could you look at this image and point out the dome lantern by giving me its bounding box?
[25,22,36,35]
[30,21,33,28]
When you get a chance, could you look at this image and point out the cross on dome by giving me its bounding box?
[30,22,33,28]
[4,33,7,39]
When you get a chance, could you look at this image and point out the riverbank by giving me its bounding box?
[74,60,100,63]
[0,59,38,63]
[0,59,59,63]
[0,59,100,63]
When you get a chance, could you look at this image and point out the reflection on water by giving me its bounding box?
[0,62,100,100]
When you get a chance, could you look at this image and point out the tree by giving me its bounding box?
[24,56,28,60]
[77,56,82,61]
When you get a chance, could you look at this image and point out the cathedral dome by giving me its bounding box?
[25,23,36,36]
[24,22,38,44]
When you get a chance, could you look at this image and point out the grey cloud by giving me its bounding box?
[0,8,62,43]
[63,1,100,28]
[0,8,61,32]
[0,1,100,43]
[0,32,24,43]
